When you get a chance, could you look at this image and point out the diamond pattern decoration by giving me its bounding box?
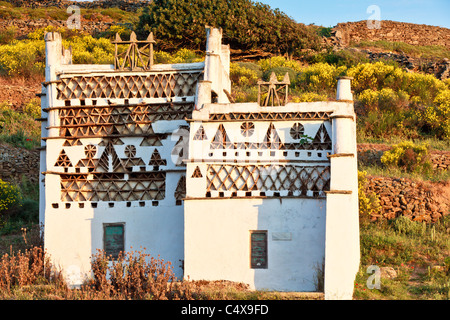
[207,165,330,195]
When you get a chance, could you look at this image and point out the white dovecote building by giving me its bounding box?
[40,27,360,299]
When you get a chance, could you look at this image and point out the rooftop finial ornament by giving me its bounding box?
[257,72,290,107]
[112,31,156,71]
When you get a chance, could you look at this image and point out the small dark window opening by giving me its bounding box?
[211,91,218,103]
[250,231,268,269]
[104,223,125,260]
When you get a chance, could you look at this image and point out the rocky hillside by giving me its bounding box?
[330,20,450,49]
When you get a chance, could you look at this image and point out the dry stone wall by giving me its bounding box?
[366,176,448,223]
[0,144,39,185]
[331,20,450,50]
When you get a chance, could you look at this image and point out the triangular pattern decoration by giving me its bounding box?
[174,175,186,201]
[191,166,203,178]
[149,149,167,166]
[96,141,126,173]
[262,123,285,150]
[311,123,332,150]
[54,150,73,167]
[193,125,207,140]
[210,124,232,149]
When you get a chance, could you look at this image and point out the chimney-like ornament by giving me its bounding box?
[112,31,156,71]
[258,72,290,107]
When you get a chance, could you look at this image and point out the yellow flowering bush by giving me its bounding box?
[418,89,450,139]
[154,49,203,64]
[357,89,379,109]
[297,62,346,94]
[358,171,381,222]
[0,39,45,76]
[347,61,398,92]
[230,62,261,87]
[0,179,22,213]
[23,98,41,119]
[381,141,431,172]
[65,36,114,65]
[257,56,303,73]
[27,26,67,41]
[291,92,328,102]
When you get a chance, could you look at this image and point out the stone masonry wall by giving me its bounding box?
[332,20,450,50]
[366,176,448,223]
[0,144,39,185]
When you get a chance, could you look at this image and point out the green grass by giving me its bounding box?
[354,216,450,299]
[358,162,450,183]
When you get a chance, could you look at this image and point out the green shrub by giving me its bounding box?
[23,98,41,119]
[263,66,297,86]
[0,39,45,77]
[358,171,381,224]
[297,62,346,95]
[0,179,22,213]
[417,88,450,139]
[381,141,432,173]
[390,216,425,237]
[291,92,328,102]
[137,0,321,53]
[357,88,410,112]
[0,103,40,149]
[230,62,261,87]
[0,27,17,45]
[258,56,303,73]
[13,199,38,224]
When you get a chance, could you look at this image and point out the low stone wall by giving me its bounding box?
[331,20,450,50]
[365,176,448,223]
[0,144,39,185]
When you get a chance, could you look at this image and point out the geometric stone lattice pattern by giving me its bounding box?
[58,141,167,202]
[60,172,166,202]
[57,72,203,100]
[59,103,194,138]
[206,164,330,196]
